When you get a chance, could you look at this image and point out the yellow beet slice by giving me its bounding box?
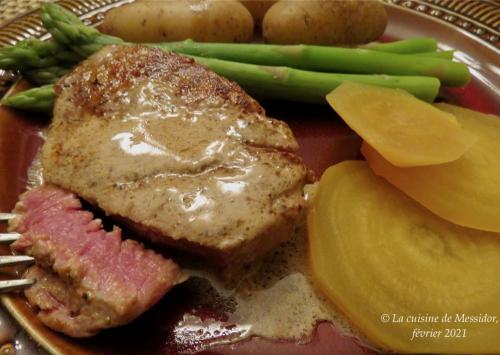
[362,103,500,233]
[308,160,500,353]
[326,82,474,167]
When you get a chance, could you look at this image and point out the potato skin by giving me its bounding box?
[263,0,387,45]
[239,1,277,27]
[100,0,254,43]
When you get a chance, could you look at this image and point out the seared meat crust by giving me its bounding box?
[54,45,264,117]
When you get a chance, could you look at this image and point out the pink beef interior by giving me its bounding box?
[10,184,185,337]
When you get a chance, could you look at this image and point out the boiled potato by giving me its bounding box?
[100,0,254,43]
[239,1,276,27]
[263,0,387,45]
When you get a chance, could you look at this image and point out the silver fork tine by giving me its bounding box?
[0,233,20,244]
[0,213,16,222]
[0,213,34,292]
[0,279,35,293]
[0,214,35,292]
[0,255,34,267]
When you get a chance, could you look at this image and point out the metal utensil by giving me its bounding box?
[0,213,35,292]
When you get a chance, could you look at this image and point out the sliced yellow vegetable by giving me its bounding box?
[308,160,500,353]
[326,82,474,167]
[362,103,500,233]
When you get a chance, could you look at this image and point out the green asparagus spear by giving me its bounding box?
[41,4,467,87]
[152,40,468,87]
[0,4,461,90]
[194,57,440,103]
[412,50,455,60]
[0,36,444,78]
[1,84,55,112]
[0,38,80,71]
[362,38,438,53]
[25,65,72,84]
[41,3,124,58]
[1,56,440,112]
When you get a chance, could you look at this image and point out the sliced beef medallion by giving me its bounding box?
[9,184,185,337]
[42,45,313,267]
